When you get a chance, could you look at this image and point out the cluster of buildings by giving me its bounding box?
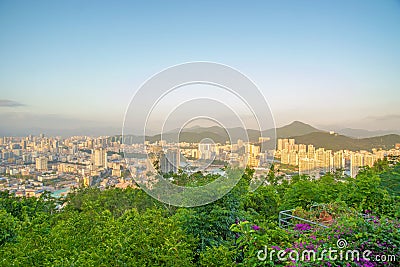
[1,132,399,198]
[145,137,270,176]
[275,138,400,177]
[0,135,132,197]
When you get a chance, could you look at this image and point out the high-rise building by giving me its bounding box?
[350,153,364,177]
[52,140,59,149]
[289,150,299,166]
[307,145,315,159]
[298,150,307,160]
[20,140,27,149]
[87,139,93,149]
[35,157,48,171]
[281,149,290,164]
[245,144,260,157]
[315,148,325,168]
[160,149,180,174]
[191,149,199,159]
[283,139,289,150]
[22,154,32,164]
[246,155,259,168]
[199,143,217,160]
[294,144,299,152]
[277,139,283,151]
[112,163,122,177]
[333,151,345,170]
[299,158,316,175]
[2,151,13,160]
[92,148,107,168]
[324,150,333,172]
[299,144,307,152]
[364,154,376,168]
[83,176,92,187]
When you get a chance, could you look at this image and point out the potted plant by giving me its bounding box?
[319,210,333,223]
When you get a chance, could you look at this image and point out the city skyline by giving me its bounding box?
[1,2,400,265]
[1,131,399,199]
[1,0,400,135]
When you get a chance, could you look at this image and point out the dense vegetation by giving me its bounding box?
[0,158,399,266]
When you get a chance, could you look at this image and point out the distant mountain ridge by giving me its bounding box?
[115,121,322,144]
[115,121,400,152]
[263,121,324,138]
[336,128,400,138]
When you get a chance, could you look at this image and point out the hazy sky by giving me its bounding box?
[1,0,400,135]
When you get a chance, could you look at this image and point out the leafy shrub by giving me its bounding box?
[0,209,17,245]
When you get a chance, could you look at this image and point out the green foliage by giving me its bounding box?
[343,168,395,216]
[0,162,399,265]
[173,170,250,253]
[168,171,221,187]
[278,167,397,218]
[65,187,166,216]
[379,161,400,196]
[0,209,17,245]
[244,185,280,220]
[0,207,195,266]
[230,220,290,266]
[0,190,56,221]
[198,245,236,266]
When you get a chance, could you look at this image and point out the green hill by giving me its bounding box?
[292,132,400,151]
[263,121,323,138]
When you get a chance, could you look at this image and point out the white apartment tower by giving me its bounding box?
[93,148,107,168]
[35,157,48,171]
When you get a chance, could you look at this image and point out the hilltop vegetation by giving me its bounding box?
[293,132,400,151]
[0,159,399,266]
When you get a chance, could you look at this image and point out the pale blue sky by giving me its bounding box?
[1,0,400,135]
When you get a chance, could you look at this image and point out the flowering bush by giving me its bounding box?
[294,223,312,232]
[230,209,399,266]
[230,220,291,266]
